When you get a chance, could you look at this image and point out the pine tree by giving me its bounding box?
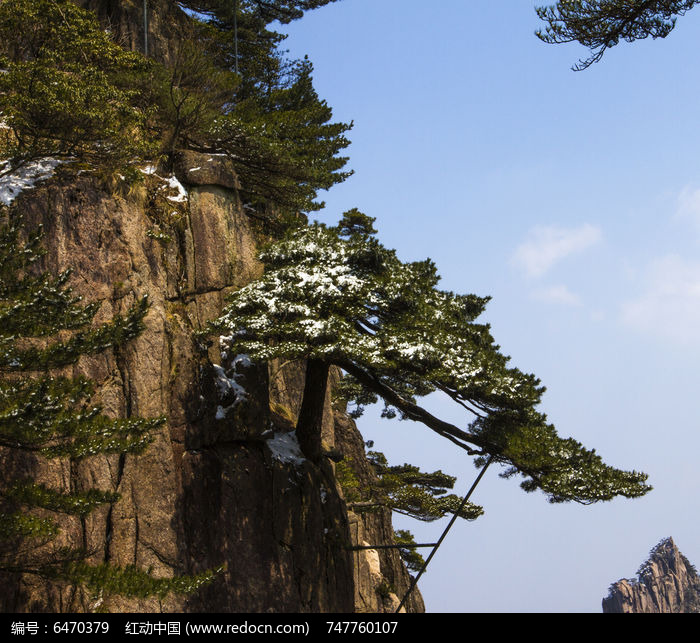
[174,0,353,214]
[536,1,700,70]
[365,451,483,522]
[0,212,215,601]
[0,0,351,215]
[336,449,483,522]
[179,1,341,26]
[149,24,240,157]
[393,530,426,574]
[364,451,483,521]
[0,0,154,172]
[213,210,652,505]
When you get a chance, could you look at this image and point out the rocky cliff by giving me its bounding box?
[603,538,700,613]
[0,151,423,614]
[0,0,424,614]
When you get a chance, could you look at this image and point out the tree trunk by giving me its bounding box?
[295,359,329,462]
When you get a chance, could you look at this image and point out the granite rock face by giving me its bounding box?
[0,161,423,613]
[603,538,700,613]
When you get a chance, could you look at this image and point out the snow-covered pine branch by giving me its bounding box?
[213,209,651,505]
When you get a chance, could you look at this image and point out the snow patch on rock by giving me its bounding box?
[0,158,63,206]
[140,165,188,203]
[212,356,250,419]
[267,431,306,466]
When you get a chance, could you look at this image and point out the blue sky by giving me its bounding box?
[280,0,700,612]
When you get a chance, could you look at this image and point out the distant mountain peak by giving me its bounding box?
[603,537,700,613]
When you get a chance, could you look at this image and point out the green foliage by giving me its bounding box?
[334,459,362,503]
[53,561,222,602]
[214,211,651,505]
[175,0,353,213]
[337,207,378,237]
[178,1,342,28]
[0,221,151,371]
[4,481,120,518]
[366,451,483,522]
[0,376,158,458]
[536,1,700,70]
[375,579,396,599]
[393,529,425,574]
[0,0,349,215]
[0,211,211,602]
[0,0,154,170]
[336,449,481,521]
[0,511,59,541]
[148,26,239,156]
[212,56,352,213]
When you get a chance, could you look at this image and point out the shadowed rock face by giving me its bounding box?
[603,538,700,613]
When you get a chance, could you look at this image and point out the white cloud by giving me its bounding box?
[532,284,582,307]
[511,224,602,278]
[620,255,700,345]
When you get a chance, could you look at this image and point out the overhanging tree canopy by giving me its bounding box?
[536,0,700,70]
[214,210,651,505]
